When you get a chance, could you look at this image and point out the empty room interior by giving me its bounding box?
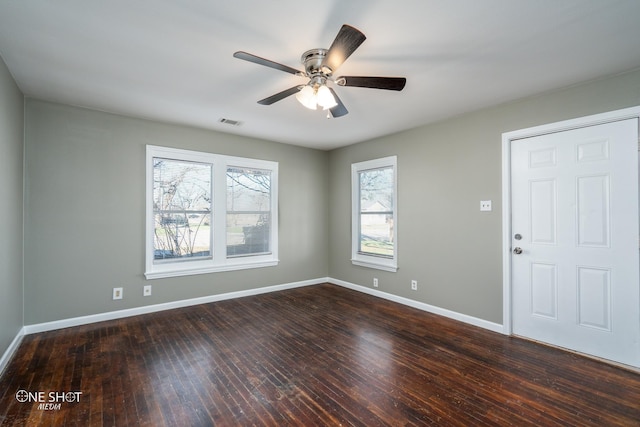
[2,1,640,425]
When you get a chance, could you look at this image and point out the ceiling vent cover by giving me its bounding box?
[218,118,243,126]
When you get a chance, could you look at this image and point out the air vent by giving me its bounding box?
[218,118,243,126]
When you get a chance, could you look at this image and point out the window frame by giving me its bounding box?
[351,156,398,272]
[145,145,278,279]
[225,165,274,258]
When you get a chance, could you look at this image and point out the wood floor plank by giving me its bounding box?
[2,283,640,426]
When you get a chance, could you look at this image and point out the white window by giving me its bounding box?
[351,156,398,272]
[145,145,278,279]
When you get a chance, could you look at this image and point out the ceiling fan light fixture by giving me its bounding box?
[317,85,338,110]
[295,85,317,110]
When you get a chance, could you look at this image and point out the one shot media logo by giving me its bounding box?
[15,390,82,411]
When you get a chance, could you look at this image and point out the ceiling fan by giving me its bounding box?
[233,24,406,118]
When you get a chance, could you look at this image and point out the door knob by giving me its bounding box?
[513,247,523,255]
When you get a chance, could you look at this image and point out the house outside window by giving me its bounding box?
[145,145,278,279]
[351,156,398,272]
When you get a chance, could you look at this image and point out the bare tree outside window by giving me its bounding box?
[153,158,211,261]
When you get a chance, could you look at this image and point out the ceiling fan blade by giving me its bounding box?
[322,25,366,73]
[327,88,348,118]
[257,86,301,105]
[336,76,406,91]
[233,51,303,76]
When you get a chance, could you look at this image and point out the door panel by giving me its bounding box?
[511,118,640,367]
[576,174,610,247]
[531,262,557,319]
[577,266,611,331]
[530,179,557,244]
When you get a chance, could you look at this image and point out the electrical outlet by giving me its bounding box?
[373,278,379,288]
[480,200,492,212]
[411,280,418,291]
[112,287,123,300]
[143,285,152,297]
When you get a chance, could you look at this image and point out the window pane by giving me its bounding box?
[359,167,394,257]
[360,213,394,257]
[226,167,271,257]
[153,158,211,262]
[359,167,394,213]
[226,167,271,211]
[154,159,211,211]
[154,213,211,260]
[226,213,271,256]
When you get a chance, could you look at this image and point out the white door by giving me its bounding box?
[511,118,640,367]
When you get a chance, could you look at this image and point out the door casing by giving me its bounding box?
[501,106,640,335]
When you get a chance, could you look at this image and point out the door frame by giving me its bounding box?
[501,106,640,335]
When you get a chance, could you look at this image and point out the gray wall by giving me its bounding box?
[24,100,328,324]
[17,68,640,328]
[328,68,640,324]
[0,56,24,356]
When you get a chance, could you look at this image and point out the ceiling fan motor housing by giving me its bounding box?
[301,48,332,76]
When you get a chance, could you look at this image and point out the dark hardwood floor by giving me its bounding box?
[1,283,639,426]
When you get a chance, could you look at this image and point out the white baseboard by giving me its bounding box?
[18,276,504,340]
[23,277,329,335]
[328,278,506,334]
[0,327,25,376]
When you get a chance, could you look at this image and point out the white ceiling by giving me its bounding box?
[1,1,640,150]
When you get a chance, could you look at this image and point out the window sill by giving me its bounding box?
[351,258,398,273]
[145,259,279,280]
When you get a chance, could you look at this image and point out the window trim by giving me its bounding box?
[145,145,278,279]
[351,156,398,272]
